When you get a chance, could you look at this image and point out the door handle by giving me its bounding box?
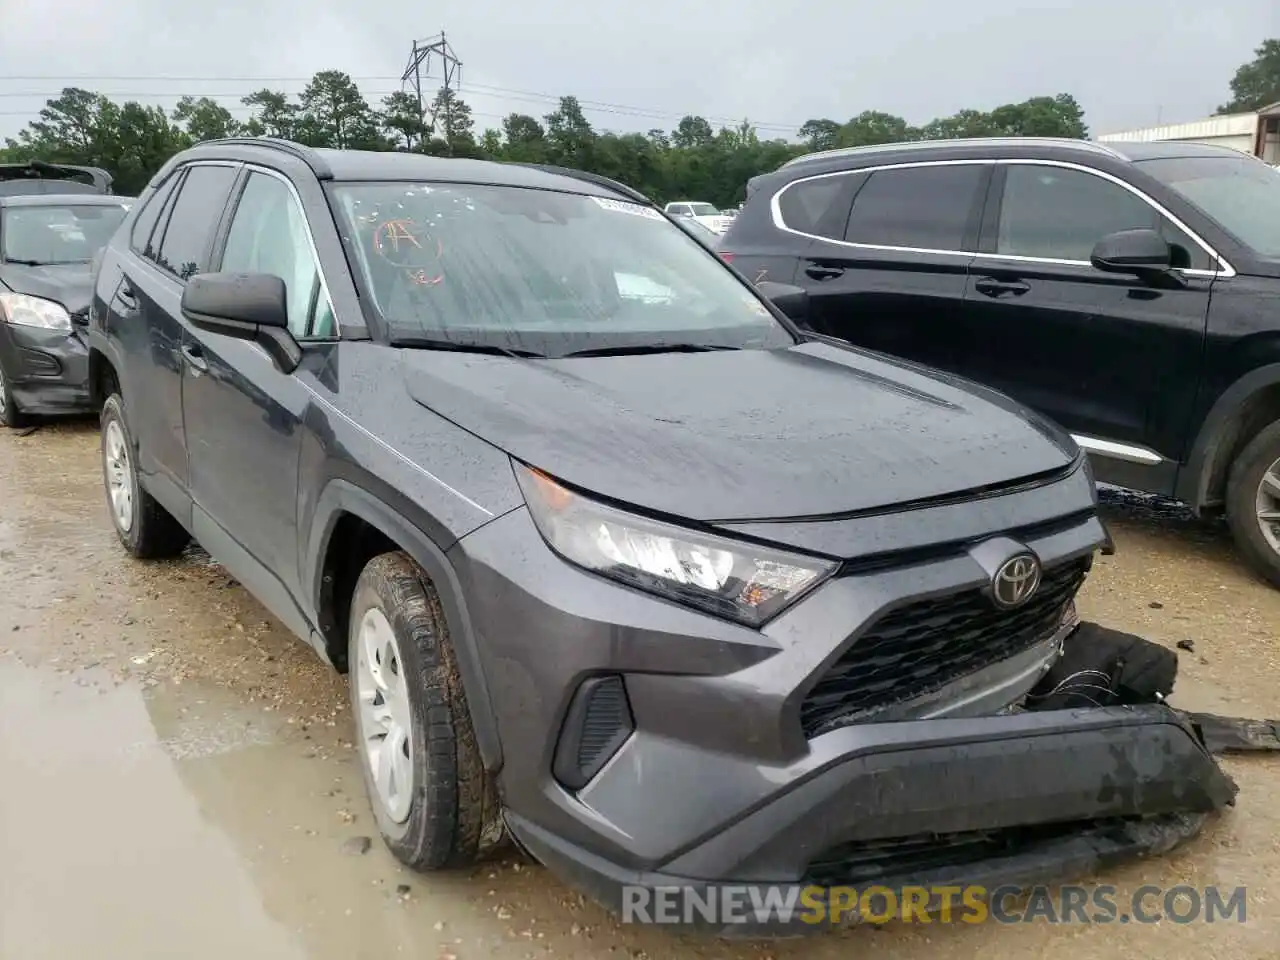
[804,264,846,281]
[116,280,138,309]
[973,277,1031,298]
[181,343,208,374]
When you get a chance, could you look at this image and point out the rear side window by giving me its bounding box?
[777,177,850,238]
[130,174,180,254]
[153,164,237,281]
[844,164,985,251]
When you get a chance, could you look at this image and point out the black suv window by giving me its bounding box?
[130,173,180,255]
[996,164,1210,268]
[153,164,237,281]
[843,164,984,251]
[777,176,852,238]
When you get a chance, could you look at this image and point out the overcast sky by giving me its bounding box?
[0,0,1276,143]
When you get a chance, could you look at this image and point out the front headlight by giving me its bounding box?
[516,463,837,626]
[0,293,72,331]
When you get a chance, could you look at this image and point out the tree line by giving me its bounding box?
[1,38,1275,203]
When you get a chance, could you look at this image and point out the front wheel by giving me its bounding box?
[348,551,502,870]
[0,360,29,428]
[1226,419,1280,588]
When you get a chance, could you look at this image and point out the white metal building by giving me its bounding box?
[1097,103,1280,165]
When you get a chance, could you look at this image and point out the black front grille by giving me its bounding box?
[800,560,1087,736]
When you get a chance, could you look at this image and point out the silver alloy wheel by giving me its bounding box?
[0,363,8,417]
[104,419,135,533]
[355,607,415,824]
[1255,456,1280,556]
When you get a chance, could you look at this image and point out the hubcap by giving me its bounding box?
[0,363,8,416]
[104,420,135,533]
[1255,457,1280,556]
[355,608,415,824]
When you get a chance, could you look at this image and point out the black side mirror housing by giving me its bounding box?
[756,280,809,323]
[180,272,301,373]
[1091,229,1173,275]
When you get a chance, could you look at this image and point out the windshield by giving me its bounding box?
[0,203,128,264]
[329,182,792,357]
[688,203,720,217]
[1137,155,1280,258]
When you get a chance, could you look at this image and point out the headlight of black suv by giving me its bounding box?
[515,462,837,627]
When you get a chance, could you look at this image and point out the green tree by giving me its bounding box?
[544,96,595,168]
[1218,39,1280,114]
[426,86,476,155]
[172,96,240,143]
[380,91,428,150]
[240,90,298,139]
[798,118,841,151]
[500,113,547,163]
[672,115,714,149]
[840,111,912,146]
[6,88,115,163]
[297,71,385,150]
[988,94,1087,138]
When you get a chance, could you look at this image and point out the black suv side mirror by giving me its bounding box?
[1090,229,1172,275]
[181,272,301,373]
[756,280,809,323]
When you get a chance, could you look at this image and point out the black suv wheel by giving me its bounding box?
[1226,420,1280,587]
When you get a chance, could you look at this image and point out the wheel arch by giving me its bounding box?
[305,479,503,773]
[1177,363,1280,512]
[87,346,120,408]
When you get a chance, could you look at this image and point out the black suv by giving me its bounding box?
[85,139,1231,932]
[723,138,1280,586]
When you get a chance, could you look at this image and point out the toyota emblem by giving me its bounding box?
[991,554,1041,609]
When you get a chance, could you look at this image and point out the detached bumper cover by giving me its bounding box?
[509,705,1236,936]
[0,323,91,413]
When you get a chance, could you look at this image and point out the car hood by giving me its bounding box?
[400,339,1078,524]
[0,261,94,314]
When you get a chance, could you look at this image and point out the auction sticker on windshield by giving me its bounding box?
[590,196,665,220]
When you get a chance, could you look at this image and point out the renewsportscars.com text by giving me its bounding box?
[621,883,1248,927]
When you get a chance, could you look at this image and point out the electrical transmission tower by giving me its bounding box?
[401,32,463,153]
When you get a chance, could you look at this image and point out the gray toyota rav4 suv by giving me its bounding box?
[87,139,1231,934]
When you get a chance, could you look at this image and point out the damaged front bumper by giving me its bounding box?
[509,704,1236,937]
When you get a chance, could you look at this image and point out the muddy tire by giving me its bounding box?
[348,551,502,870]
[100,393,189,559]
[1226,419,1280,588]
[0,359,29,428]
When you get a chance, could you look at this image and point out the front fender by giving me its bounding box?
[304,479,504,772]
[1177,362,1280,509]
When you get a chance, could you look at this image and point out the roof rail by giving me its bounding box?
[781,137,1127,169]
[190,137,333,179]
[508,163,652,204]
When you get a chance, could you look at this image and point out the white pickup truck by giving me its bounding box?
[663,201,734,235]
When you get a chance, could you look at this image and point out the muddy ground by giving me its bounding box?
[2,420,1279,960]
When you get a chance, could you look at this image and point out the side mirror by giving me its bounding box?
[180,272,301,373]
[756,280,809,323]
[1090,229,1172,275]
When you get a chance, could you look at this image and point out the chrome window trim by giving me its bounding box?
[1070,434,1166,466]
[237,162,340,339]
[770,159,991,257]
[770,157,1237,279]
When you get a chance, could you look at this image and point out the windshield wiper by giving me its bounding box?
[1,257,46,266]
[388,336,545,359]
[555,343,743,359]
